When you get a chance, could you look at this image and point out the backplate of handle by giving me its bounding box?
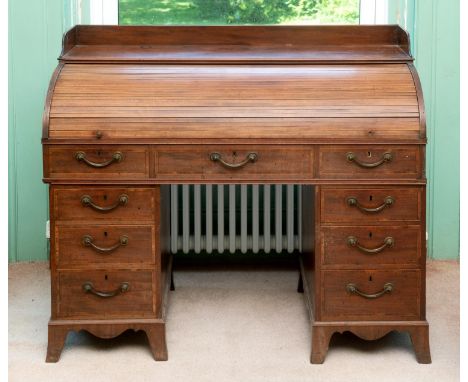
[75,151,123,168]
[81,194,128,212]
[346,152,392,168]
[346,282,393,299]
[347,236,394,254]
[346,196,394,213]
[82,235,128,253]
[209,152,258,169]
[82,282,130,298]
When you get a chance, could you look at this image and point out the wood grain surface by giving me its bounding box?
[47,64,421,141]
[321,269,421,321]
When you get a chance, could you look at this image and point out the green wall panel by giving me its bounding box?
[8,0,64,262]
[389,0,460,259]
[413,0,460,259]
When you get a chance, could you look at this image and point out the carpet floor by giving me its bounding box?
[8,259,459,382]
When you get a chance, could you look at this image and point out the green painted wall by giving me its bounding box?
[413,0,460,259]
[8,0,460,261]
[388,0,460,259]
[8,0,70,262]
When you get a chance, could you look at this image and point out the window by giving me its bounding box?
[87,0,390,26]
[118,0,360,25]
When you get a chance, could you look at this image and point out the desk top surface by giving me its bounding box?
[60,25,412,64]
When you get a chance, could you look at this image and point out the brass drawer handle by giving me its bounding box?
[75,151,123,168]
[82,282,130,298]
[347,236,394,254]
[346,196,394,213]
[346,152,392,168]
[81,194,128,212]
[82,235,128,253]
[346,282,393,299]
[209,152,258,169]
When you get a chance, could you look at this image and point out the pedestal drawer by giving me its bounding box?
[320,225,422,268]
[45,145,150,179]
[318,145,422,179]
[320,186,423,223]
[321,269,421,321]
[55,225,155,268]
[57,270,156,319]
[53,187,156,222]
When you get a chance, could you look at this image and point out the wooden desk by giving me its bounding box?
[42,25,431,364]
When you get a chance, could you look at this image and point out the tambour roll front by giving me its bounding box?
[42,25,430,363]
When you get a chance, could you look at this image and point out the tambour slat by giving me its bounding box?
[49,117,421,140]
[52,97,418,107]
[51,107,418,118]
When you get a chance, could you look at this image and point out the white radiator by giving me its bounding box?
[170,185,302,254]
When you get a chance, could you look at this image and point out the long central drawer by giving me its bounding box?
[155,145,314,180]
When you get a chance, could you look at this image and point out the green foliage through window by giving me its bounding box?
[118,0,359,25]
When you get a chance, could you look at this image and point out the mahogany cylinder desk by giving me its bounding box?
[42,25,431,364]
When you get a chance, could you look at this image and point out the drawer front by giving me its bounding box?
[53,187,155,222]
[321,270,421,321]
[46,145,149,179]
[55,225,155,268]
[320,187,422,223]
[57,270,155,319]
[318,145,422,179]
[320,226,421,267]
[156,146,314,180]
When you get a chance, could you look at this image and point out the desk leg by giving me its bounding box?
[297,272,304,293]
[46,324,68,362]
[409,324,432,363]
[170,271,175,291]
[146,323,169,361]
[311,325,333,364]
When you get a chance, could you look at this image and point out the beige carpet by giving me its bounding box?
[8,259,459,382]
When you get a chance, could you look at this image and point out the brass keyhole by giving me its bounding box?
[367,151,372,157]
[369,195,373,201]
